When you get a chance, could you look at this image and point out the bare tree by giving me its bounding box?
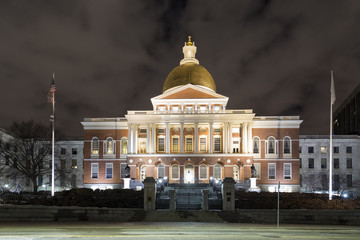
[0,121,52,192]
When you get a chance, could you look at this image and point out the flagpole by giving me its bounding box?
[51,73,55,197]
[329,70,335,200]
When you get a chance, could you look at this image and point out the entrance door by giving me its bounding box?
[184,164,195,184]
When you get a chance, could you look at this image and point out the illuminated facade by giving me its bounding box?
[82,38,302,192]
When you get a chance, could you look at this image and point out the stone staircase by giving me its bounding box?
[143,210,224,222]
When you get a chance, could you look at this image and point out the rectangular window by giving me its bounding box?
[308,158,314,169]
[333,146,339,153]
[334,158,339,169]
[61,148,66,154]
[157,128,165,134]
[120,163,127,178]
[106,163,113,179]
[199,106,207,112]
[214,137,221,152]
[346,146,352,154]
[158,106,166,111]
[185,137,193,152]
[185,106,193,113]
[334,174,340,190]
[158,137,165,152]
[321,158,327,169]
[200,137,207,151]
[268,163,276,180]
[346,158,352,169]
[321,174,328,189]
[284,163,292,180]
[172,166,179,179]
[71,159,77,169]
[320,146,327,154]
[91,163,99,179]
[172,106,179,113]
[172,137,179,152]
[253,163,261,180]
[308,146,314,153]
[214,128,221,133]
[213,106,221,111]
[139,128,147,133]
[61,159,66,170]
[72,148,77,155]
[347,174,353,187]
[199,165,207,179]
[299,158,302,168]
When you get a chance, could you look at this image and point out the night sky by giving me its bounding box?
[1,0,360,137]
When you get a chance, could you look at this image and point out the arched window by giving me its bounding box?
[283,137,291,154]
[253,137,260,154]
[105,137,114,154]
[140,165,146,180]
[171,164,179,179]
[121,138,128,154]
[199,164,207,179]
[233,166,239,180]
[158,164,165,178]
[267,137,275,154]
[91,137,99,155]
[213,164,222,180]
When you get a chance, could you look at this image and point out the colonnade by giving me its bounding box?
[127,122,253,154]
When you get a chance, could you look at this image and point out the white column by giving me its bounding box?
[128,123,132,154]
[209,122,213,153]
[133,124,137,154]
[229,122,233,154]
[152,123,156,154]
[195,123,199,153]
[166,123,170,154]
[243,123,248,154]
[241,123,245,153]
[146,124,150,154]
[180,122,184,154]
[223,123,228,154]
[247,123,253,153]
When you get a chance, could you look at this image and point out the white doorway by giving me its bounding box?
[184,164,195,184]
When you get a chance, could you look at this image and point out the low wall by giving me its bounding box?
[0,205,359,225]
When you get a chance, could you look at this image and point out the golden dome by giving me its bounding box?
[163,63,216,93]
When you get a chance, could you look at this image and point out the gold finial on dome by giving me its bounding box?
[186,36,193,46]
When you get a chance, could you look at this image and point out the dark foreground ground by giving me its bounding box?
[0,222,359,240]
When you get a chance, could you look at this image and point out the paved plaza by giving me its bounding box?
[0,222,359,240]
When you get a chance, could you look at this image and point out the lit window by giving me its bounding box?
[321,146,327,154]
[172,106,179,113]
[233,166,239,180]
[268,163,276,180]
[214,137,221,152]
[253,137,260,154]
[172,137,179,152]
[139,139,146,154]
[283,137,291,154]
[91,163,99,179]
[199,106,207,113]
[140,166,146,180]
[121,138,128,154]
[158,106,166,112]
[213,106,221,111]
[158,164,165,178]
[158,137,165,152]
[284,163,292,180]
[106,163,113,179]
[91,137,99,155]
[186,106,193,113]
[105,137,114,154]
[171,164,179,179]
[199,164,207,179]
[71,159,77,169]
[213,164,222,179]
[200,136,207,152]
[185,137,193,152]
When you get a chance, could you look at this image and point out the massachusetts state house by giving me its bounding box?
[81,37,302,192]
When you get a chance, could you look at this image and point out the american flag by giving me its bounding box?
[47,73,56,104]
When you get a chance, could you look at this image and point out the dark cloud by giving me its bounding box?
[1,0,360,136]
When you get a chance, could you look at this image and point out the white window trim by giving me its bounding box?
[268,163,276,180]
[213,164,222,180]
[199,135,207,152]
[91,137,99,157]
[104,137,116,158]
[253,136,261,158]
[120,137,128,156]
[157,136,165,152]
[91,163,99,179]
[214,136,222,152]
[233,165,239,180]
[185,135,193,152]
[157,164,165,179]
[265,137,278,158]
[283,136,292,158]
[171,136,180,152]
[199,164,208,180]
[138,138,147,154]
[284,163,292,180]
[253,163,261,180]
[171,164,180,180]
[140,165,146,180]
[105,163,113,179]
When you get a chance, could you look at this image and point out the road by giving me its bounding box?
[0,222,359,240]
